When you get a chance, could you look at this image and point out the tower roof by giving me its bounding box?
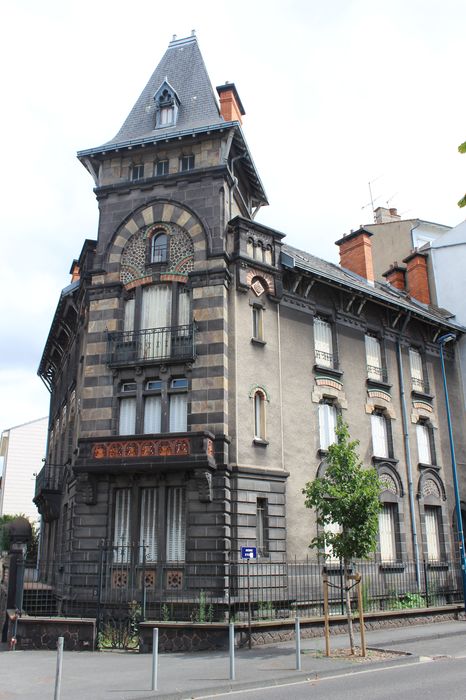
[102,35,225,150]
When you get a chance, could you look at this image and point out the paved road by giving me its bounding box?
[199,656,466,700]
[1,620,466,699]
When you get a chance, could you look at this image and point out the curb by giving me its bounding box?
[131,651,420,700]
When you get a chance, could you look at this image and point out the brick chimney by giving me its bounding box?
[216,83,245,124]
[382,262,406,291]
[403,251,431,305]
[70,260,80,283]
[374,206,401,224]
[335,228,374,283]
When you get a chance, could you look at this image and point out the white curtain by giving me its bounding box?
[371,413,388,458]
[319,403,337,450]
[124,298,135,333]
[379,504,397,562]
[177,287,191,326]
[140,488,158,563]
[144,396,162,434]
[169,394,187,432]
[119,397,136,435]
[113,489,131,562]
[416,423,431,464]
[365,335,382,379]
[166,487,186,561]
[314,318,333,367]
[425,507,441,561]
[141,285,172,358]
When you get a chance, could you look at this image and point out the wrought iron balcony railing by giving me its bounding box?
[411,375,430,394]
[315,350,337,369]
[34,463,63,498]
[107,324,195,366]
[367,365,388,383]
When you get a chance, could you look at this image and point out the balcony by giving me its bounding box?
[411,375,431,396]
[107,324,195,367]
[33,464,63,522]
[367,365,389,385]
[75,430,217,475]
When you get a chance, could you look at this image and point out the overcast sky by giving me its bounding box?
[1,0,465,438]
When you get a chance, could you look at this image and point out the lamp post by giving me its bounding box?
[438,332,466,610]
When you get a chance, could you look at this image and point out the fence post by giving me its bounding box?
[356,574,366,657]
[96,542,105,647]
[54,636,64,700]
[151,628,159,691]
[323,574,330,657]
[339,560,345,615]
[229,622,235,681]
[295,616,301,670]
[423,559,430,607]
[141,543,147,622]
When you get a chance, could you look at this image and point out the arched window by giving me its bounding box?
[150,232,168,263]
[253,389,267,442]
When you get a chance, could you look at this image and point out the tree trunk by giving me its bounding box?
[344,558,355,654]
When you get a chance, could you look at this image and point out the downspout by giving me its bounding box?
[277,304,285,471]
[396,313,421,588]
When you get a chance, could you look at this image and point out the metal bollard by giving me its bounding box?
[229,622,235,681]
[295,617,301,671]
[54,636,64,700]
[151,628,159,691]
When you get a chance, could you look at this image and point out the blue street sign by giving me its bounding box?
[241,546,257,559]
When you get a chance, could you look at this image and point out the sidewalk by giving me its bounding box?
[1,620,465,700]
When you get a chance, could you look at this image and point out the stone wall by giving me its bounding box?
[6,612,96,651]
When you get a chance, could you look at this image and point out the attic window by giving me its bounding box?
[154,82,180,128]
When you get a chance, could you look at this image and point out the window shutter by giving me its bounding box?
[144,396,162,434]
[379,504,397,562]
[416,423,431,464]
[113,488,131,562]
[124,298,135,332]
[166,487,186,561]
[365,335,382,379]
[371,413,388,458]
[319,403,337,450]
[314,318,333,367]
[140,488,158,563]
[425,506,441,561]
[169,394,187,432]
[119,397,136,435]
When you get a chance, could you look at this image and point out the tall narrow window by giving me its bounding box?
[141,285,172,359]
[252,306,264,341]
[365,335,384,381]
[379,503,398,562]
[409,348,426,392]
[150,233,168,263]
[144,394,162,434]
[256,498,268,556]
[319,402,337,450]
[140,488,158,563]
[113,489,131,562]
[179,155,195,172]
[166,487,186,561]
[425,506,441,561]
[124,298,135,332]
[253,390,266,441]
[169,394,187,432]
[119,396,136,435]
[416,421,432,464]
[314,317,333,368]
[155,159,169,176]
[371,411,389,458]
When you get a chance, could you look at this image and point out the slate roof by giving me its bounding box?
[99,35,224,149]
[281,243,464,331]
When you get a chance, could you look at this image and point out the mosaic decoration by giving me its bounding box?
[120,223,194,285]
[112,570,129,588]
[422,478,441,499]
[166,570,183,590]
[91,438,191,459]
[380,473,397,494]
[142,570,156,589]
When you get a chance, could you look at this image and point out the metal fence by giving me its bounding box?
[17,547,463,624]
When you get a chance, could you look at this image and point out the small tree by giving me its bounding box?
[302,416,382,653]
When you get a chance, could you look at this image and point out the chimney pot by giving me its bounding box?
[403,251,431,304]
[335,228,374,283]
[216,83,245,124]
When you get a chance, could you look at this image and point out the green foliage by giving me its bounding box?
[302,416,382,562]
[390,592,426,610]
[256,600,274,620]
[0,514,39,560]
[191,590,214,623]
[161,604,171,622]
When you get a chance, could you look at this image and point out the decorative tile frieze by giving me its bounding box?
[367,389,391,402]
[91,437,191,459]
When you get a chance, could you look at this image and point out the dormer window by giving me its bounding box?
[153,80,180,129]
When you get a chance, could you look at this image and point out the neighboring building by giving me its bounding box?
[35,35,466,615]
[0,418,47,522]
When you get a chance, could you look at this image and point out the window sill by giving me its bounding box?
[379,562,405,572]
[411,389,434,402]
[313,364,343,379]
[366,378,392,391]
[251,338,266,346]
[427,561,449,571]
[418,462,440,471]
[253,438,269,447]
[318,448,329,458]
[372,456,398,466]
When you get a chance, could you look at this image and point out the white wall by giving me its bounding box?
[0,417,47,521]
